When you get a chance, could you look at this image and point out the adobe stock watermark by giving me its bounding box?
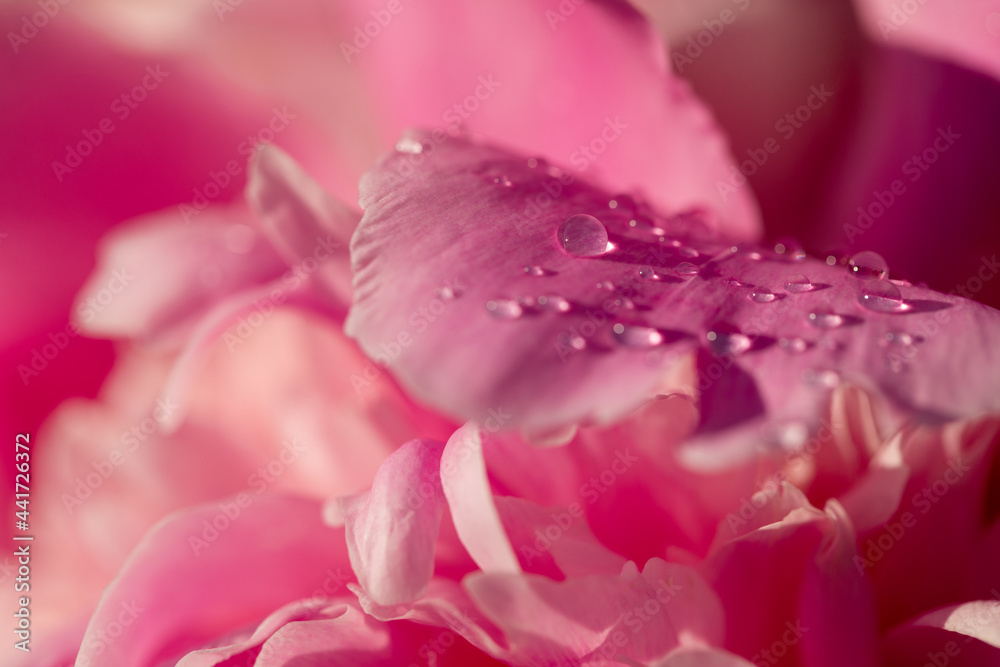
[61,398,178,513]
[18,268,134,386]
[875,0,930,39]
[569,117,628,172]
[223,234,341,352]
[180,106,297,224]
[189,437,308,556]
[854,458,970,574]
[52,66,169,182]
[7,0,74,53]
[917,591,1000,667]
[349,278,466,394]
[672,0,753,73]
[717,83,834,201]
[750,619,810,666]
[75,601,144,667]
[593,576,684,663]
[843,126,960,243]
[340,0,415,62]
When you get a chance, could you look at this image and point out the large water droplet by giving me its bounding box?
[536,295,571,312]
[674,262,699,277]
[748,288,776,303]
[557,214,609,257]
[707,330,752,356]
[858,281,907,313]
[808,311,844,329]
[612,323,663,348]
[849,251,889,280]
[784,274,815,293]
[486,299,523,320]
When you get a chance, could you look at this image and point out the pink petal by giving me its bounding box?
[246,145,360,309]
[344,0,760,240]
[74,494,351,666]
[853,0,1000,81]
[653,647,757,667]
[883,600,1000,666]
[347,132,1000,436]
[340,439,447,606]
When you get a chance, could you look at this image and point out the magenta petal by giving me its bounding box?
[74,494,350,666]
[853,0,1000,81]
[340,439,447,606]
[347,133,1000,435]
[246,145,360,309]
[345,0,760,239]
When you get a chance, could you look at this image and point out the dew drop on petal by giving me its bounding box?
[523,265,547,277]
[748,288,776,303]
[638,266,659,280]
[707,330,751,355]
[726,277,747,287]
[858,281,907,313]
[808,311,844,329]
[884,331,914,346]
[536,295,571,312]
[435,285,460,301]
[612,323,663,348]
[675,262,699,277]
[395,137,424,154]
[783,274,815,293]
[774,237,806,260]
[779,337,808,353]
[559,331,587,351]
[849,250,889,280]
[492,174,513,187]
[826,255,838,266]
[486,299,522,320]
[597,280,615,291]
[679,246,699,258]
[557,214,609,257]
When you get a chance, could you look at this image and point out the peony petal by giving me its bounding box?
[883,600,1000,666]
[246,145,360,310]
[347,132,1000,437]
[440,422,521,575]
[853,0,1000,82]
[340,439,447,606]
[343,0,760,239]
[74,494,351,666]
[652,647,757,667]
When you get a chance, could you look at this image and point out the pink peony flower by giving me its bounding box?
[6,0,1000,665]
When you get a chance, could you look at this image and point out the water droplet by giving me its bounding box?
[597,280,615,291]
[610,296,636,310]
[523,265,547,277]
[889,278,912,287]
[726,277,747,287]
[612,323,663,348]
[678,247,699,258]
[516,295,537,309]
[559,331,587,351]
[536,295,571,312]
[779,337,808,353]
[849,251,889,280]
[486,299,522,320]
[435,285,460,301]
[674,262,699,277]
[826,255,838,266]
[395,137,424,154]
[707,330,751,356]
[783,274,815,293]
[527,157,541,169]
[802,368,841,388]
[557,214,609,257]
[747,252,763,261]
[884,331,914,346]
[763,420,809,449]
[748,288,777,303]
[492,174,513,187]
[808,311,844,329]
[858,281,907,313]
[638,266,659,280]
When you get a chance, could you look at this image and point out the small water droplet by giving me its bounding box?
[779,337,808,353]
[784,274,815,293]
[748,288,777,303]
[826,255,838,266]
[808,311,844,329]
[638,266,659,280]
[802,368,841,388]
[678,247,699,258]
[559,331,587,351]
[612,323,663,348]
[597,280,615,291]
[523,265,547,277]
[486,299,522,320]
[858,281,907,313]
[889,278,912,287]
[492,174,513,187]
[884,331,914,346]
[435,285,460,301]
[849,250,889,280]
[726,277,747,287]
[707,330,752,355]
[516,295,537,309]
[747,252,762,261]
[527,157,541,169]
[395,137,424,154]
[557,214,609,257]
[674,262,699,277]
[610,296,636,310]
[536,295,571,312]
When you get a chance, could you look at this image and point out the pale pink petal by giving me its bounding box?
[440,422,521,575]
[344,0,760,239]
[347,132,1000,438]
[853,0,1000,81]
[71,204,287,344]
[75,494,352,666]
[246,145,360,309]
[340,439,447,606]
[653,647,756,667]
[883,600,1000,666]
